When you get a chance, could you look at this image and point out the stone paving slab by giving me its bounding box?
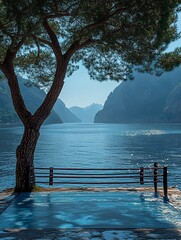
[0,189,17,215]
[0,188,181,239]
[0,229,181,240]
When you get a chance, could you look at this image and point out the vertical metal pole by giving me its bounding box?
[30,165,33,184]
[49,167,54,185]
[140,167,144,184]
[163,166,168,197]
[154,163,158,193]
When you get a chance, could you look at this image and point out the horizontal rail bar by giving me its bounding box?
[35,175,160,179]
[37,181,141,184]
[34,172,163,177]
[35,175,139,179]
[33,167,164,170]
[34,172,140,176]
[33,167,50,170]
[35,180,162,185]
[34,167,142,171]
[51,172,140,176]
[34,181,50,184]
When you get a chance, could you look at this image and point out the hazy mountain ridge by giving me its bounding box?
[69,103,103,122]
[94,68,181,123]
[0,76,80,127]
[54,99,81,123]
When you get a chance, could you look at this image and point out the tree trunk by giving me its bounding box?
[1,37,67,192]
[15,127,40,192]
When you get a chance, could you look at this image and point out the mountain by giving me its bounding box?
[94,68,181,123]
[0,80,21,126]
[0,76,80,126]
[53,99,81,123]
[70,103,103,122]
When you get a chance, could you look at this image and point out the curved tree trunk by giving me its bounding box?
[15,127,40,192]
[14,68,66,192]
[1,20,67,192]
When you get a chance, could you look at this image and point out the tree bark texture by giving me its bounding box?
[15,127,40,192]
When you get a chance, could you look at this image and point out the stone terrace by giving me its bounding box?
[0,187,181,240]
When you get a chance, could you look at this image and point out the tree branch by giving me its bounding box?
[44,11,71,19]
[31,34,55,49]
[44,0,80,19]
[32,60,66,128]
[80,6,128,32]
[31,21,67,127]
[64,38,96,61]
[2,38,25,64]
[42,18,63,59]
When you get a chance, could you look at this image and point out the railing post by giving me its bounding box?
[154,163,158,193]
[30,165,34,185]
[140,167,144,184]
[163,166,168,198]
[49,167,54,185]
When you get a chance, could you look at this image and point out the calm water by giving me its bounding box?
[0,123,181,191]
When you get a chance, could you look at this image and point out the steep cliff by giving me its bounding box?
[163,83,181,122]
[54,99,81,123]
[94,68,181,123]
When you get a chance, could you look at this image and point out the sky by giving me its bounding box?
[60,14,181,109]
[60,66,120,108]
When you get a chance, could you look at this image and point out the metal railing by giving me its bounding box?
[31,163,168,197]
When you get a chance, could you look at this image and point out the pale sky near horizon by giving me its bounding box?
[60,14,181,108]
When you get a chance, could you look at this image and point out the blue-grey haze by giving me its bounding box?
[0,123,181,192]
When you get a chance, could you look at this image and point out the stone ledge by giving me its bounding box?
[0,228,181,240]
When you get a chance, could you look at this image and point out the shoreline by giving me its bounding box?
[1,186,181,211]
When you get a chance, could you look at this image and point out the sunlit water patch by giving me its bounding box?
[126,129,166,136]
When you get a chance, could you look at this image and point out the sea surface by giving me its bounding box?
[0,123,181,191]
